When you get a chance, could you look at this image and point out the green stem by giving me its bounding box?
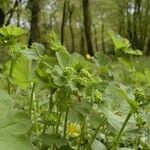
[28,82,36,139]
[30,84,38,146]
[52,126,55,150]
[63,107,69,138]
[7,58,15,95]
[53,112,62,150]
[34,96,38,139]
[42,121,47,135]
[56,112,62,135]
[85,116,106,149]
[52,144,55,150]
[43,89,56,134]
[77,117,86,150]
[29,82,36,116]
[112,110,133,149]
[49,89,56,111]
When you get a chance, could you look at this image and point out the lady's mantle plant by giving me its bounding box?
[0,26,149,150]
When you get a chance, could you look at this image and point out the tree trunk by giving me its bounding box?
[114,0,126,35]
[16,0,22,27]
[101,12,105,53]
[141,0,150,52]
[82,0,94,56]
[68,2,75,52]
[48,2,58,30]
[93,24,98,51]
[80,26,86,56]
[6,0,21,26]
[60,0,67,45]
[0,8,5,27]
[127,1,133,43]
[132,0,141,49]
[28,0,41,46]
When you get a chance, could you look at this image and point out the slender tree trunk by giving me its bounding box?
[93,24,98,51]
[132,0,138,48]
[28,0,41,46]
[49,10,57,29]
[141,0,150,52]
[0,8,5,27]
[132,0,141,49]
[65,34,70,51]
[82,0,94,56]
[48,2,58,30]
[101,12,105,53]
[115,0,126,35]
[6,0,21,26]
[127,1,133,43]
[61,0,67,45]
[17,0,22,27]
[118,12,124,35]
[80,26,86,56]
[68,3,75,52]
[53,15,59,33]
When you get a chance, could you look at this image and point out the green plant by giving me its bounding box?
[0,26,149,150]
[0,90,32,150]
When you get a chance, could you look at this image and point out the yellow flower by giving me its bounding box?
[67,123,80,137]
[85,54,91,59]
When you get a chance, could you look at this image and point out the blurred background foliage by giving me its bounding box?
[0,0,150,57]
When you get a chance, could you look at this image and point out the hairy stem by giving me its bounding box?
[7,58,15,95]
[34,95,38,139]
[43,89,56,134]
[52,112,62,150]
[112,110,133,149]
[29,82,36,116]
[56,112,62,135]
[85,116,106,149]
[77,117,86,150]
[63,107,69,138]
[49,89,56,111]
